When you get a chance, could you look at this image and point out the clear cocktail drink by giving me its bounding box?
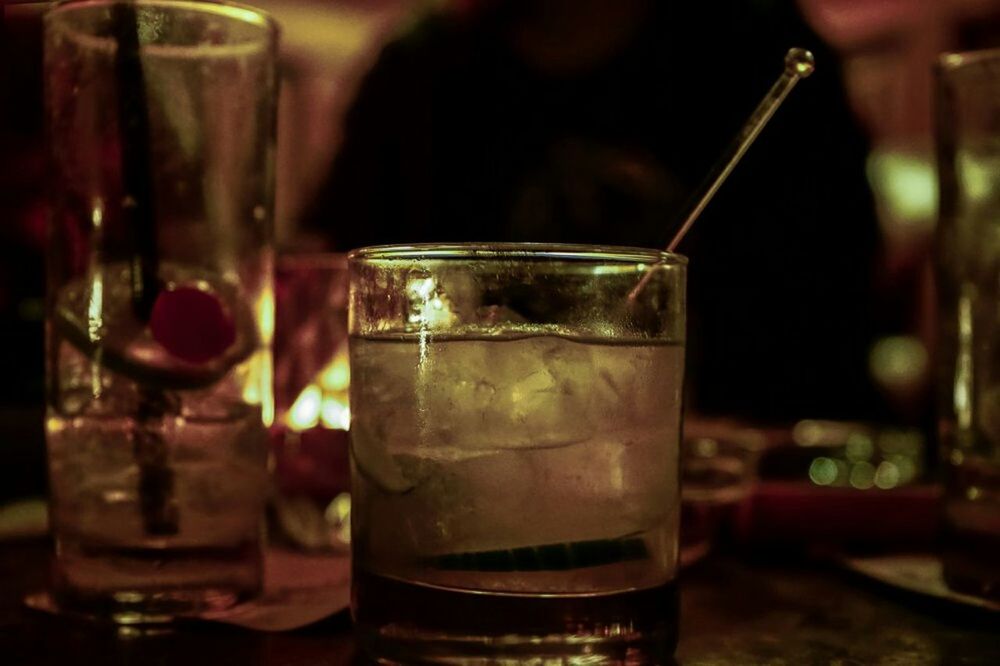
[44,0,278,620]
[349,245,686,662]
[47,262,269,619]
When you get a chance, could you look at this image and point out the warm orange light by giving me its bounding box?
[286,345,351,432]
[319,346,350,392]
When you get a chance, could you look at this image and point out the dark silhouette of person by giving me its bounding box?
[304,0,885,423]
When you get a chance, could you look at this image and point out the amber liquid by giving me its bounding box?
[353,568,678,664]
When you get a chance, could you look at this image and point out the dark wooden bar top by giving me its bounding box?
[2,537,998,665]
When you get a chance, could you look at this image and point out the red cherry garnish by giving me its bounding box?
[150,286,236,364]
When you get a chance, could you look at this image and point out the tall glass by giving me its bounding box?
[44,0,278,621]
[935,49,1000,600]
[348,244,686,662]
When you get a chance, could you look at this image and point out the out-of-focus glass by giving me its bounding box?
[680,421,765,565]
[270,253,351,551]
[348,243,685,663]
[935,48,1000,600]
[44,0,278,621]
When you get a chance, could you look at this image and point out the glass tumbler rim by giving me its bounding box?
[46,0,280,50]
[347,242,687,266]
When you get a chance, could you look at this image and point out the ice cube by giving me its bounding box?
[53,340,183,418]
[419,336,596,451]
[591,342,683,429]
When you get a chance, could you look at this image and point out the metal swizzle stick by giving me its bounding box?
[628,48,815,303]
[668,48,815,252]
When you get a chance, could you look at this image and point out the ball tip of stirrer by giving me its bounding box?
[785,48,815,77]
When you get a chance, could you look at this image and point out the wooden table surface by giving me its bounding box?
[1,537,998,665]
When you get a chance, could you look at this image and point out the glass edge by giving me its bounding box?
[346,243,688,266]
[937,47,1000,72]
[46,0,281,38]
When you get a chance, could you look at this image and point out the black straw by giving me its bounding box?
[112,1,160,319]
[111,1,177,536]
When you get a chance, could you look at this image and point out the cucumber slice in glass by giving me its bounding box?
[349,423,417,494]
[430,535,649,572]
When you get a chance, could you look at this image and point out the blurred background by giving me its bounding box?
[5,0,1000,507]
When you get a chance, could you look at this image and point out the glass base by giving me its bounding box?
[34,586,256,625]
[50,538,262,623]
[353,570,679,664]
